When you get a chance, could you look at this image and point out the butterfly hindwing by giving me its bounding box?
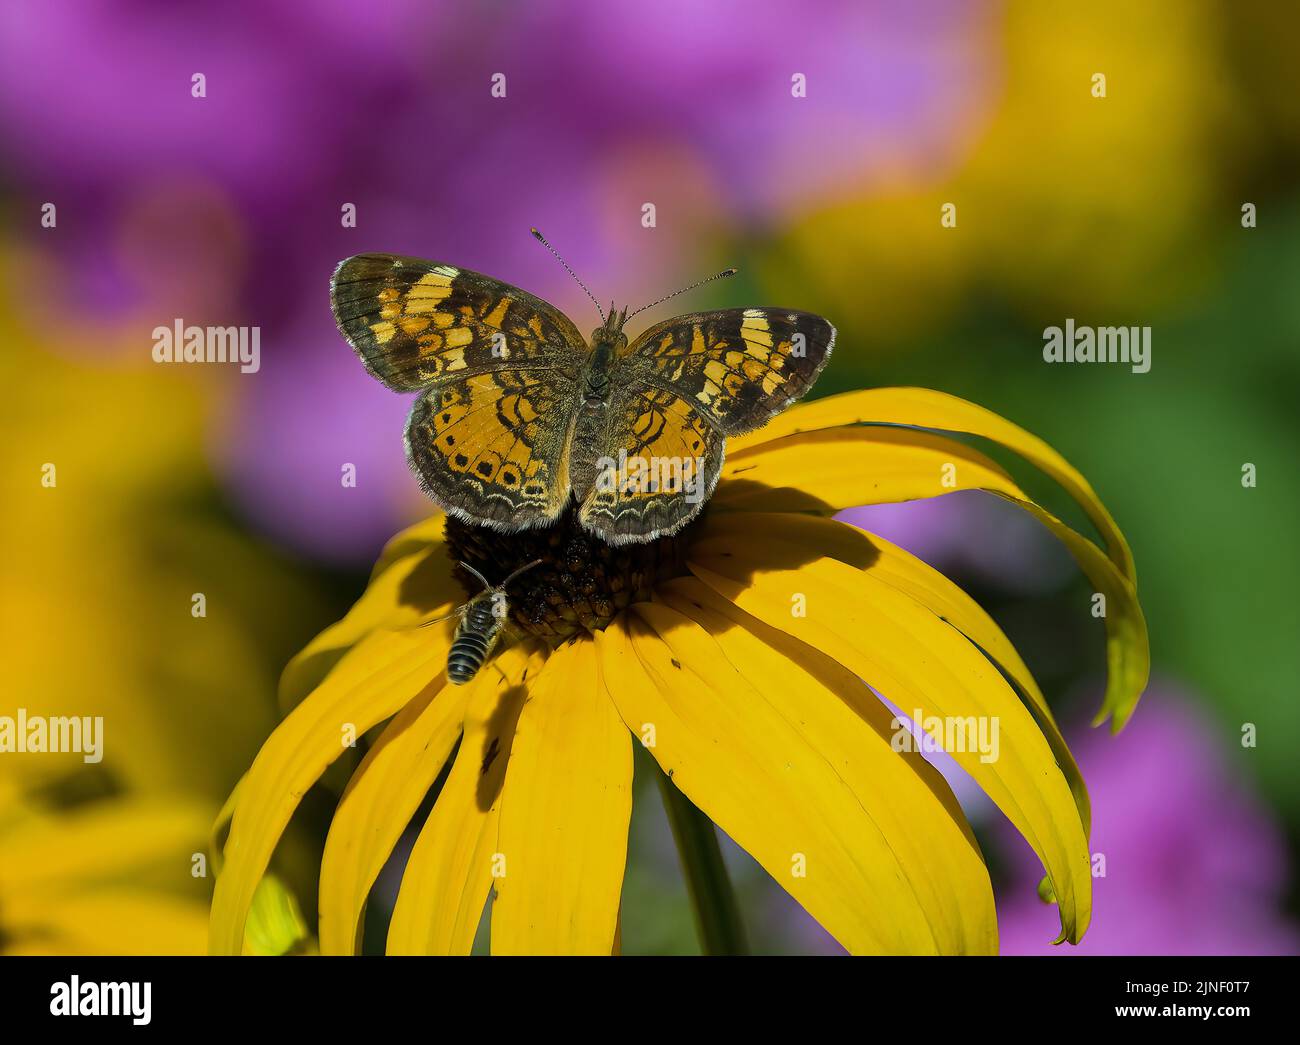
[407,369,579,531]
[620,308,835,435]
[331,253,585,391]
[577,382,725,545]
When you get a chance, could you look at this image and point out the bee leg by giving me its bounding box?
[403,603,466,631]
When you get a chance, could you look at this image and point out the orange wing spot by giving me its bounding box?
[399,316,431,335]
[412,270,456,292]
[503,437,535,468]
[631,409,665,441]
[499,393,539,427]
[483,297,511,328]
[404,291,451,316]
[433,403,470,430]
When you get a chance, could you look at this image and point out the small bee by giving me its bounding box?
[425,559,544,685]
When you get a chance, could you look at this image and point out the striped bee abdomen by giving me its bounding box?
[447,597,503,685]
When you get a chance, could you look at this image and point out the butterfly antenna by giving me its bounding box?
[626,267,738,321]
[530,228,606,323]
[497,558,545,591]
[457,561,493,592]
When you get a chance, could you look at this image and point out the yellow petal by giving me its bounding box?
[596,608,995,954]
[715,427,1148,731]
[715,426,1017,515]
[0,798,209,899]
[4,892,210,956]
[278,521,458,713]
[699,511,1090,834]
[491,639,634,955]
[372,513,448,576]
[661,579,998,953]
[688,539,1092,944]
[317,678,469,955]
[209,625,450,954]
[730,387,1135,581]
[387,642,544,955]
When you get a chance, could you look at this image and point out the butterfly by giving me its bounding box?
[330,233,834,545]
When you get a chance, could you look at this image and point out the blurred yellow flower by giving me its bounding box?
[766,0,1235,354]
[211,387,1147,955]
[0,780,210,955]
[0,267,323,953]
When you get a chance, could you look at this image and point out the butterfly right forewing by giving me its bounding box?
[331,253,585,390]
[333,254,587,532]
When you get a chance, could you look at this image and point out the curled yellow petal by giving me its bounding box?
[731,386,1135,581]
[714,427,1016,515]
[698,511,1090,834]
[715,427,1148,731]
[688,541,1092,944]
[209,626,449,954]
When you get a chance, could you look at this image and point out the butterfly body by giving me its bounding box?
[579,310,626,405]
[331,253,834,544]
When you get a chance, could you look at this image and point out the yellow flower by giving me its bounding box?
[0,778,211,955]
[209,387,1148,955]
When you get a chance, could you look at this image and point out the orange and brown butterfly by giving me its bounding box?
[329,232,834,544]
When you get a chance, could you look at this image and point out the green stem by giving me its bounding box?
[655,765,749,956]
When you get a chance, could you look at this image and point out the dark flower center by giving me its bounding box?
[443,505,698,642]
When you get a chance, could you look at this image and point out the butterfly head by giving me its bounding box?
[592,305,630,352]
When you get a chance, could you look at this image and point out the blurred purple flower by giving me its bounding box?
[214,318,422,564]
[839,491,1076,596]
[997,686,1300,955]
[0,0,994,561]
